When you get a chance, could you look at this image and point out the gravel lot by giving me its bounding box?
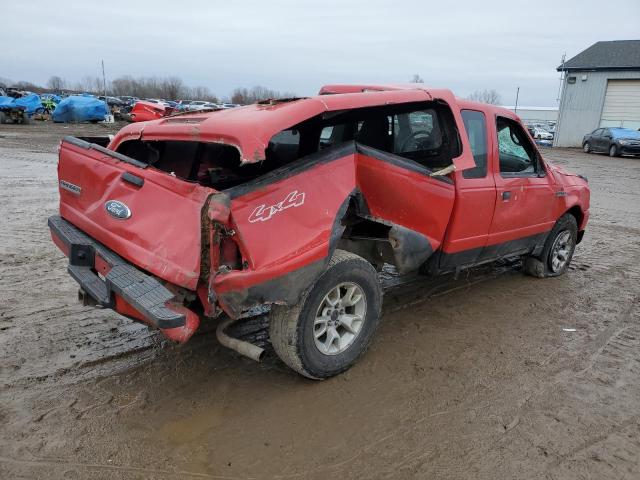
[1,122,639,479]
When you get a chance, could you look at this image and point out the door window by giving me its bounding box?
[461,110,487,178]
[496,117,538,176]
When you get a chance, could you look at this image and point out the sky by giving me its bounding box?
[2,0,639,105]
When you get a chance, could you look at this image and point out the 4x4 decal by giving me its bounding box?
[248,190,306,223]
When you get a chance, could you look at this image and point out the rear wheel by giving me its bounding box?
[524,214,578,278]
[0,112,6,124]
[609,144,619,157]
[269,250,382,379]
[583,142,591,153]
[21,112,31,124]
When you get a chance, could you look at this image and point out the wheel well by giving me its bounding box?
[334,199,434,274]
[565,205,584,231]
[336,201,391,270]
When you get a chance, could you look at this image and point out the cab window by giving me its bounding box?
[461,110,487,178]
[496,117,538,175]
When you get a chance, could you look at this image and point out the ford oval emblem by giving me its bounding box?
[105,200,131,219]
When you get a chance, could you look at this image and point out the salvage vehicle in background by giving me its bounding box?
[48,83,590,379]
[128,100,170,122]
[582,127,640,157]
[0,103,30,124]
[531,126,553,140]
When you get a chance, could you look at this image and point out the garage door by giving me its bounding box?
[600,79,640,130]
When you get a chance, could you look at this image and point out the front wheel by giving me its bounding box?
[524,214,578,278]
[609,144,619,157]
[583,142,591,153]
[269,250,382,379]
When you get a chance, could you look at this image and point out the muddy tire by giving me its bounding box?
[0,111,6,124]
[269,250,382,379]
[21,112,31,125]
[524,214,578,278]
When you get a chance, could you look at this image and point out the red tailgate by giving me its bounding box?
[57,137,213,289]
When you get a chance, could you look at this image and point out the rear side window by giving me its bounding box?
[393,110,443,157]
[265,129,300,165]
[461,110,487,179]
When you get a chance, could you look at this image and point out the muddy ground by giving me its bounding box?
[1,122,639,479]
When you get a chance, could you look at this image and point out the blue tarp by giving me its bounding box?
[13,94,43,115]
[52,96,108,123]
[0,96,16,108]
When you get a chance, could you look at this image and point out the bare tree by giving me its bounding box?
[410,74,424,83]
[187,85,217,102]
[47,76,66,92]
[13,81,44,92]
[467,89,501,105]
[231,85,296,105]
[161,76,184,100]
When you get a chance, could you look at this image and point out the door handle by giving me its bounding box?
[502,191,511,201]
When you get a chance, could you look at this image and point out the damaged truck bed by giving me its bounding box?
[49,83,590,378]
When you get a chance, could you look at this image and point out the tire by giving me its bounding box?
[21,112,31,125]
[269,250,382,379]
[583,142,591,153]
[524,214,578,278]
[609,144,619,157]
[0,111,6,124]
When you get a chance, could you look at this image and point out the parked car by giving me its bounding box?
[118,96,139,106]
[582,127,640,157]
[531,126,553,140]
[185,100,211,111]
[49,83,590,379]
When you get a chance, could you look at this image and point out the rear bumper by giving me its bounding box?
[48,215,186,329]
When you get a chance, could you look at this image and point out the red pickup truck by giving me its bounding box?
[49,84,590,379]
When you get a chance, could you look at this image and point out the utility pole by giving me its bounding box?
[555,53,568,147]
[101,60,107,96]
[556,53,566,103]
[514,86,520,114]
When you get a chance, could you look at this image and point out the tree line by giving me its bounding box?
[0,75,296,105]
[2,73,503,106]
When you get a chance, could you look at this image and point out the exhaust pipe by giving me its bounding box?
[216,317,266,362]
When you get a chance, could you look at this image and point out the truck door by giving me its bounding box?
[488,116,556,252]
[439,109,496,270]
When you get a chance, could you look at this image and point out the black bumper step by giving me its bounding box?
[48,215,185,329]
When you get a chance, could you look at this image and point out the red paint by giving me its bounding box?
[128,101,170,122]
[114,296,199,343]
[51,83,590,342]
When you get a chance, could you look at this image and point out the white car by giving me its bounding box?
[532,127,553,140]
[185,101,211,111]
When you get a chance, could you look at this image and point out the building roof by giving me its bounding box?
[558,40,640,72]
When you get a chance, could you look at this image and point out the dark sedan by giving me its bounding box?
[582,127,640,157]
